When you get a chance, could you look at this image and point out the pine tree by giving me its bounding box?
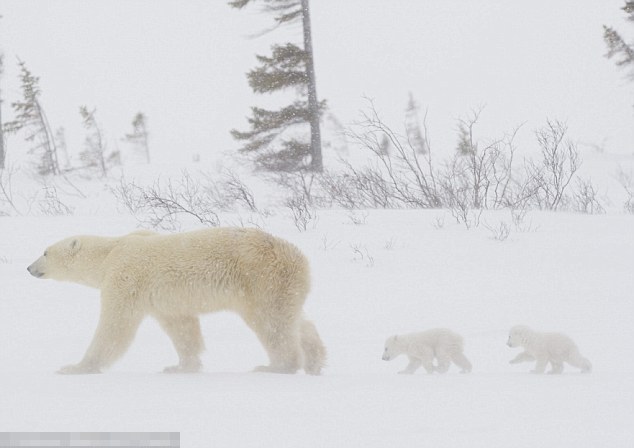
[123,112,150,164]
[4,59,60,175]
[229,0,325,172]
[79,106,119,177]
[404,93,428,155]
[0,54,5,170]
[603,1,634,80]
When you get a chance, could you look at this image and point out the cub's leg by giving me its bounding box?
[531,356,548,374]
[566,350,592,373]
[156,314,204,373]
[509,351,535,364]
[451,352,473,373]
[410,346,435,374]
[58,293,143,374]
[398,356,422,374]
[435,349,452,374]
[548,361,564,374]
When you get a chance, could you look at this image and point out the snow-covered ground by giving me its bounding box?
[1,196,633,446]
[1,0,633,445]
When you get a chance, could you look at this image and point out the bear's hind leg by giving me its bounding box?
[451,352,473,373]
[299,317,326,375]
[566,351,592,373]
[156,314,204,373]
[249,315,302,374]
[435,350,452,374]
[548,361,564,374]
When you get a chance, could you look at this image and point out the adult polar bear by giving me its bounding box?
[27,227,326,375]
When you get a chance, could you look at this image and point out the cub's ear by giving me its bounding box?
[69,239,81,252]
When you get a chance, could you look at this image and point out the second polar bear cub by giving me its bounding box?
[507,325,592,374]
[383,328,472,374]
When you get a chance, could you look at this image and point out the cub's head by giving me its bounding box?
[507,325,532,348]
[27,237,82,282]
[382,335,402,361]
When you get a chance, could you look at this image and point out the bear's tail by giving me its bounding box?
[300,317,327,375]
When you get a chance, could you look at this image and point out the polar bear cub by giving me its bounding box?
[507,325,592,374]
[382,328,472,374]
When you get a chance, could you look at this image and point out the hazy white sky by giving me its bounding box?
[1,0,632,165]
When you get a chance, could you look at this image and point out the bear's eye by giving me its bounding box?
[44,251,48,257]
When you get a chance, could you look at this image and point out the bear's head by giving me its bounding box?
[507,325,532,348]
[382,335,402,361]
[27,237,84,283]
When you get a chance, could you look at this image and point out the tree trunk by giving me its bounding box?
[0,81,5,170]
[301,0,322,172]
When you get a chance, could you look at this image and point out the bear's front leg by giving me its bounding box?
[398,357,422,374]
[530,357,548,374]
[58,294,143,374]
[509,351,535,364]
[58,363,102,374]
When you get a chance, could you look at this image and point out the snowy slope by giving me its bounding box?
[1,206,633,447]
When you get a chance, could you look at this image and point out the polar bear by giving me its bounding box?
[27,227,326,375]
[382,328,472,374]
[507,325,591,374]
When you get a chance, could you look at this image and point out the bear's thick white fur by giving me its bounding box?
[507,325,591,374]
[382,328,472,374]
[28,227,326,375]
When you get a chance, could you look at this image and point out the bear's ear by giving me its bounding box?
[69,239,81,253]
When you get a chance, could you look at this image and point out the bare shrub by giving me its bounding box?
[615,167,634,214]
[110,177,147,215]
[342,100,443,209]
[347,210,369,225]
[525,120,580,210]
[0,165,22,215]
[285,192,317,232]
[320,234,340,251]
[570,177,605,214]
[274,170,320,206]
[432,215,446,230]
[213,169,258,212]
[509,208,537,232]
[39,185,74,216]
[350,243,375,267]
[139,173,220,230]
[111,170,263,230]
[484,220,511,241]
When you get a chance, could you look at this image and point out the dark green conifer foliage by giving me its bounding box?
[603,1,634,81]
[229,0,324,172]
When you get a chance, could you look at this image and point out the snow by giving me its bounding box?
[1,0,634,446]
[1,206,634,446]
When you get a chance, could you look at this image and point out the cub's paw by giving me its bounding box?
[57,364,101,375]
[163,363,201,374]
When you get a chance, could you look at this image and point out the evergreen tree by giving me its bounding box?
[79,106,119,177]
[603,1,634,80]
[0,54,5,170]
[404,93,427,155]
[123,112,150,164]
[229,0,325,172]
[4,60,60,175]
